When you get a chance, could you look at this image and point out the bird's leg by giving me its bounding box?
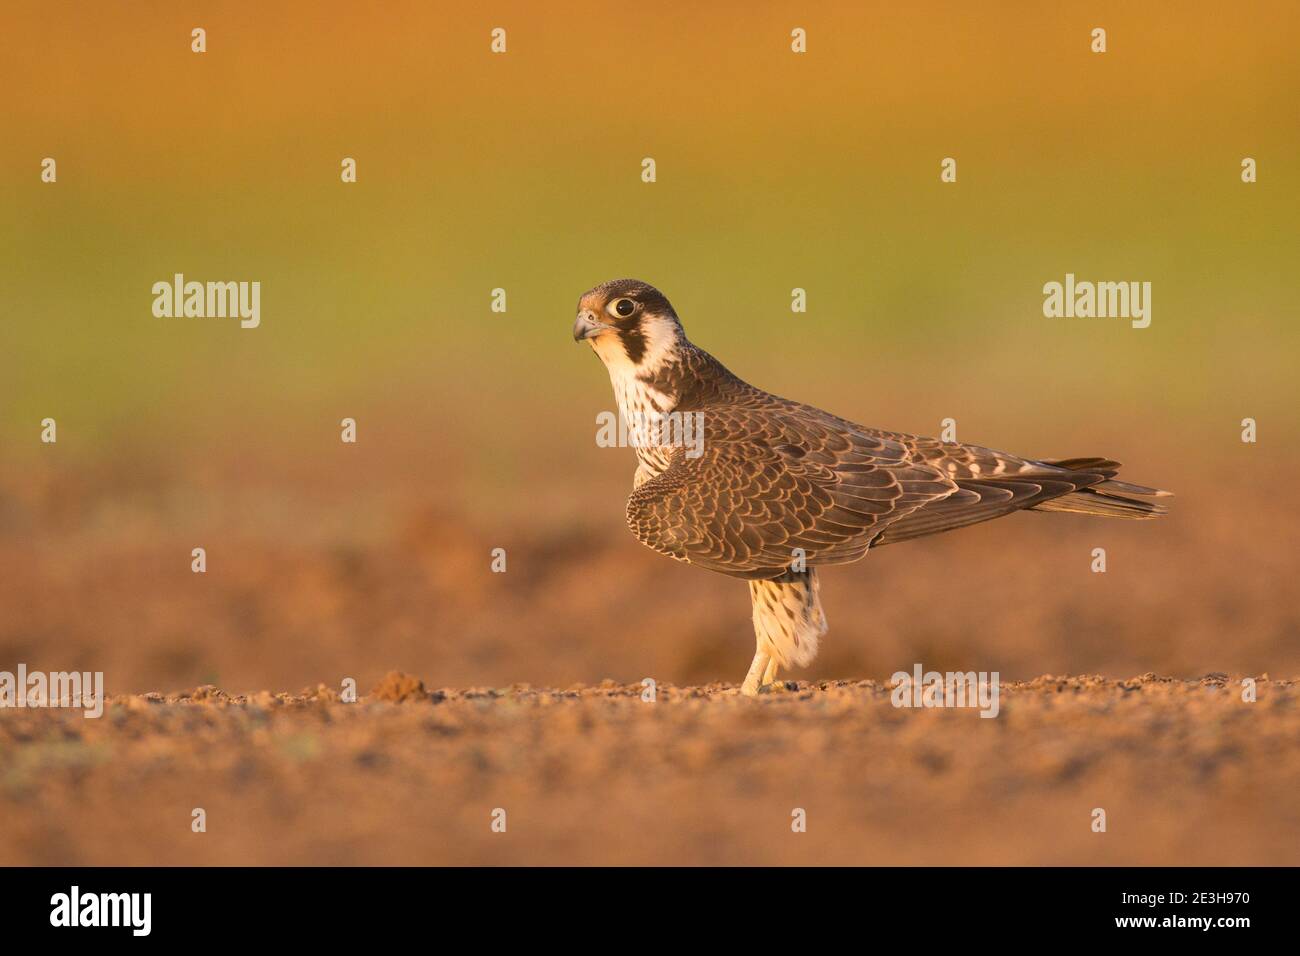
[762,657,781,689]
[740,647,770,697]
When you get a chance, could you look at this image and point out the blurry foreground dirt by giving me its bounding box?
[1,673,1295,866]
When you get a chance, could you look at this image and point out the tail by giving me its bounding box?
[749,568,827,669]
[1029,457,1172,520]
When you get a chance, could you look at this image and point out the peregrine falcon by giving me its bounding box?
[573,279,1171,696]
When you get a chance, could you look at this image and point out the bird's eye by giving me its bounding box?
[609,298,637,319]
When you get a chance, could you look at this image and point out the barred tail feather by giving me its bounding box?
[1031,485,1169,519]
[1031,458,1172,520]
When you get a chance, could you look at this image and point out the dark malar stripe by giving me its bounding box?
[615,318,647,363]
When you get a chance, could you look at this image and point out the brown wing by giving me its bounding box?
[867,446,1169,545]
[625,406,956,579]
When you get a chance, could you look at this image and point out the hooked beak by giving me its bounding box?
[572,309,610,342]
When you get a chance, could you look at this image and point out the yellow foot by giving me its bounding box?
[741,652,789,696]
[741,648,770,697]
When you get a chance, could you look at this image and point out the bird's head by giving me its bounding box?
[572,279,686,372]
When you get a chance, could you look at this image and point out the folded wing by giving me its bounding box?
[625,408,955,579]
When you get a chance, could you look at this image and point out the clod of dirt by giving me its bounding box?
[370,671,428,703]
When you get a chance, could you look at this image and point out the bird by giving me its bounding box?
[573,278,1171,696]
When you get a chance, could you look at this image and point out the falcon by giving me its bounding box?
[573,279,1171,696]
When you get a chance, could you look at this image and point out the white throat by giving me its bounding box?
[594,344,676,423]
[589,316,683,480]
[588,313,682,421]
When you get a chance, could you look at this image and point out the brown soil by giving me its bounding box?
[1,673,1294,866]
[2,424,1297,864]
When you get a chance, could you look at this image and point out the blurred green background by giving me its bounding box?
[4,1,1297,460]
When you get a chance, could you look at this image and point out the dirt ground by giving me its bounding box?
[0,673,1295,866]
[2,420,1298,865]
[4,425,1298,696]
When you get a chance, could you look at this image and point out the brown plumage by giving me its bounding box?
[574,278,1171,695]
